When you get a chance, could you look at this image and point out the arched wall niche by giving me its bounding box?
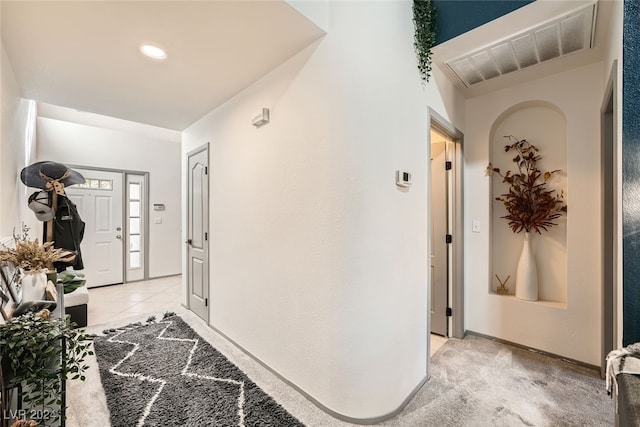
[489,100,568,304]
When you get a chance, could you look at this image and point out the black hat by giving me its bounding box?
[20,161,84,194]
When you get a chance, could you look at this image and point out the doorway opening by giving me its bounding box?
[601,60,619,376]
[430,129,451,338]
[428,109,464,349]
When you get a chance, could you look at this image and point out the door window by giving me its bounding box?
[126,175,146,281]
[128,182,142,269]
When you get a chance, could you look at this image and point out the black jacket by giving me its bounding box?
[43,195,85,272]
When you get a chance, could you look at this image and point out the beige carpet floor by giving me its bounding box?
[67,307,613,426]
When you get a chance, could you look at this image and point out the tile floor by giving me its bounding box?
[430,333,448,356]
[87,275,183,326]
[87,275,448,355]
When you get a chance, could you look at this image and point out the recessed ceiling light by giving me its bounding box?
[140,44,167,60]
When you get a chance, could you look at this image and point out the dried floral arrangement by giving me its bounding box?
[487,135,567,234]
[0,226,63,272]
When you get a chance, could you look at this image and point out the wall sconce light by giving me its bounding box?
[251,108,270,127]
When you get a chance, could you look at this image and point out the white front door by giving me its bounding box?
[66,169,124,288]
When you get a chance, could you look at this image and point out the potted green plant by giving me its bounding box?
[487,135,567,300]
[0,309,93,427]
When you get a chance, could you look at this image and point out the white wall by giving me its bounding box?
[465,62,603,365]
[36,110,182,278]
[0,41,31,238]
[183,1,464,421]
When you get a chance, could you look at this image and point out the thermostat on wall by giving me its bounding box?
[153,204,165,211]
[396,170,412,187]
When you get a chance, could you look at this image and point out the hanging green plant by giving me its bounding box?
[413,0,437,84]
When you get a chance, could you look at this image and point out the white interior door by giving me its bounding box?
[66,169,124,288]
[430,137,449,337]
[187,145,209,322]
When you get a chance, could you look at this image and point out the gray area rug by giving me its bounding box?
[93,314,305,427]
[383,335,615,427]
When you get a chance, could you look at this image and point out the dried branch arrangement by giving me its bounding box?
[487,135,567,234]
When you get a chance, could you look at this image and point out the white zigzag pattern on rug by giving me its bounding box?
[107,320,247,427]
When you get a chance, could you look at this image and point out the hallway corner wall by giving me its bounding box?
[182,1,465,422]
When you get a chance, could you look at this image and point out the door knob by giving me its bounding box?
[116,227,122,231]
[186,239,193,245]
[116,235,122,239]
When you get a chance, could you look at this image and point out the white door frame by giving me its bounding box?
[601,60,620,376]
[428,109,464,339]
[69,165,150,284]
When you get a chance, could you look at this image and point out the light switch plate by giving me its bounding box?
[472,220,480,233]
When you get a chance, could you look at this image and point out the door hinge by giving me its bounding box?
[445,161,452,170]
[205,232,208,241]
[205,166,208,175]
[205,298,208,307]
[445,234,452,244]
[446,307,452,317]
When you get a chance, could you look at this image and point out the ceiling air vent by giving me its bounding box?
[445,3,597,87]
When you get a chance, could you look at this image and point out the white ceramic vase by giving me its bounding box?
[515,232,538,301]
[19,270,48,302]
